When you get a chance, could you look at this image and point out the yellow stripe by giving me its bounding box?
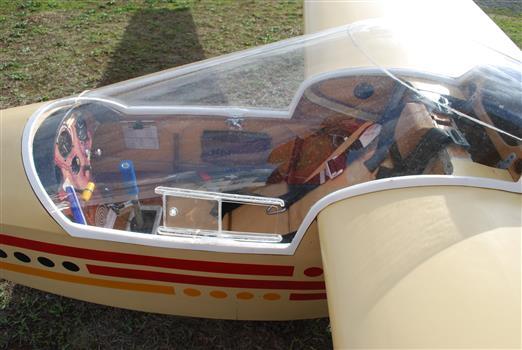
[0,262,175,295]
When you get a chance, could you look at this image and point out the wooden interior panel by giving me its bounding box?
[92,122,125,155]
[92,120,175,173]
[473,97,522,180]
[315,75,395,115]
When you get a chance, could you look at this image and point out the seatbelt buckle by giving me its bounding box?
[325,155,345,179]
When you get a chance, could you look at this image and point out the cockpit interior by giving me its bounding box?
[32,68,522,244]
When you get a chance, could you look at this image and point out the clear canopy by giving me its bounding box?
[28,20,521,246]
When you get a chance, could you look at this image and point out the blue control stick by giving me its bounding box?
[119,160,139,196]
[65,185,86,225]
[119,160,144,229]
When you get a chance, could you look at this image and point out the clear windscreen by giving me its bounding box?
[30,20,521,242]
[84,26,347,111]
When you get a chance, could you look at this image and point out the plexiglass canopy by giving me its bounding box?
[26,20,521,252]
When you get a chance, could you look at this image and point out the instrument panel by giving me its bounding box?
[54,110,97,193]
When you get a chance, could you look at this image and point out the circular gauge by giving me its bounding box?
[76,117,88,141]
[71,156,81,174]
[354,82,374,100]
[57,130,73,158]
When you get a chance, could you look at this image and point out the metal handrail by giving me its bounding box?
[155,186,285,207]
[154,186,285,243]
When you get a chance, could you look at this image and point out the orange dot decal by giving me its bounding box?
[183,288,201,297]
[209,290,227,299]
[263,293,281,301]
[304,267,323,277]
[236,292,254,300]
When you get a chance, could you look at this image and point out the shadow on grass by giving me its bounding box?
[99,8,205,86]
[0,283,332,349]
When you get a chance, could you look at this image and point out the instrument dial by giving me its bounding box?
[57,130,73,158]
[71,156,81,174]
[76,117,88,141]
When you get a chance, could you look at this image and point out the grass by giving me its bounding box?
[485,8,522,47]
[0,0,521,349]
[0,0,303,109]
[0,283,330,349]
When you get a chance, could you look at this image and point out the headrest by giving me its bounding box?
[394,103,436,158]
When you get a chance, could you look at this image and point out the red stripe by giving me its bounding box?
[289,292,327,300]
[0,233,293,276]
[87,265,326,290]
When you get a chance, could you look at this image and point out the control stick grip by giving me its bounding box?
[119,160,144,229]
[119,160,139,196]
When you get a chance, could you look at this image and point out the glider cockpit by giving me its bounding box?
[28,21,521,251]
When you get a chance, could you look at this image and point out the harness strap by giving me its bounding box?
[304,121,373,184]
[364,83,409,172]
[376,128,452,179]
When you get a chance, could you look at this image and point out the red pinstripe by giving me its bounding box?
[0,233,293,276]
[87,264,326,290]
